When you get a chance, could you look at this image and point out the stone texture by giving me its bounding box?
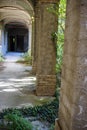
[33,0,56,74]
[36,1,58,95]
[58,0,87,130]
[55,119,61,130]
[32,3,39,74]
[36,75,56,95]
[38,0,58,3]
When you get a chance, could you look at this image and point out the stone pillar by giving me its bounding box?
[0,23,2,54]
[58,0,87,130]
[1,25,5,55]
[36,0,58,96]
[32,3,39,74]
[28,24,32,52]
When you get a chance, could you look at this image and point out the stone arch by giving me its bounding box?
[0,0,34,55]
[5,23,29,53]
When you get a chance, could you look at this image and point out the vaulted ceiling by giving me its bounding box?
[0,0,34,28]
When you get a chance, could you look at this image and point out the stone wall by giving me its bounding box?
[58,0,87,130]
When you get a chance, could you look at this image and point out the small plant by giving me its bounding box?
[0,110,33,130]
[0,53,4,62]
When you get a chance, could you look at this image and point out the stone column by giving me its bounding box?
[1,25,5,55]
[32,18,36,74]
[58,0,87,130]
[0,24,2,54]
[32,3,39,74]
[36,0,58,96]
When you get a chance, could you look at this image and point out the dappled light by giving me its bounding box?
[0,57,54,111]
[2,88,18,92]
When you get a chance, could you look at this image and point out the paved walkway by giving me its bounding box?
[4,52,23,62]
[0,53,54,110]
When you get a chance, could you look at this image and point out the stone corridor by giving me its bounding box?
[1,0,87,130]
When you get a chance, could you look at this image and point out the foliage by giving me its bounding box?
[0,99,59,124]
[0,110,33,130]
[0,53,5,62]
[47,1,66,100]
[49,124,55,130]
[47,0,66,73]
[47,3,59,16]
[55,85,60,101]
[17,50,32,65]
[56,0,66,73]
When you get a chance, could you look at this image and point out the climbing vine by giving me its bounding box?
[47,0,66,73]
[56,0,66,73]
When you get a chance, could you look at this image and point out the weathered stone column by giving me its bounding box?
[32,2,40,74]
[36,0,58,95]
[58,0,87,130]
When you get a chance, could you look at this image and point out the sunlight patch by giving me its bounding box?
[8,77,36,82]
[3,88,18,92]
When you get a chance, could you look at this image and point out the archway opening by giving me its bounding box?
[6,23,28,53]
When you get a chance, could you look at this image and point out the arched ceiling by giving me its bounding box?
[0,0,34,27]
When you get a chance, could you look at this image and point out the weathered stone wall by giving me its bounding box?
[58,0,87,130]
[36,0,58,95]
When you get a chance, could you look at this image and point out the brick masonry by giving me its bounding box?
[36,75,56,95]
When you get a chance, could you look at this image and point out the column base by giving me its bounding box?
[32,62,37,75]
[36,75,56,96]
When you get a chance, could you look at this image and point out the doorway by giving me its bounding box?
[7,25,28,53]
[8,36,16,52]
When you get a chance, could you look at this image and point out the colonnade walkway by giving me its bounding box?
[0,53,54,110]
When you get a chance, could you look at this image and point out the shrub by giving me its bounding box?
[0,110,33,130]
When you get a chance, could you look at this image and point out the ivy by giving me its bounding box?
[0,99,59,124]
